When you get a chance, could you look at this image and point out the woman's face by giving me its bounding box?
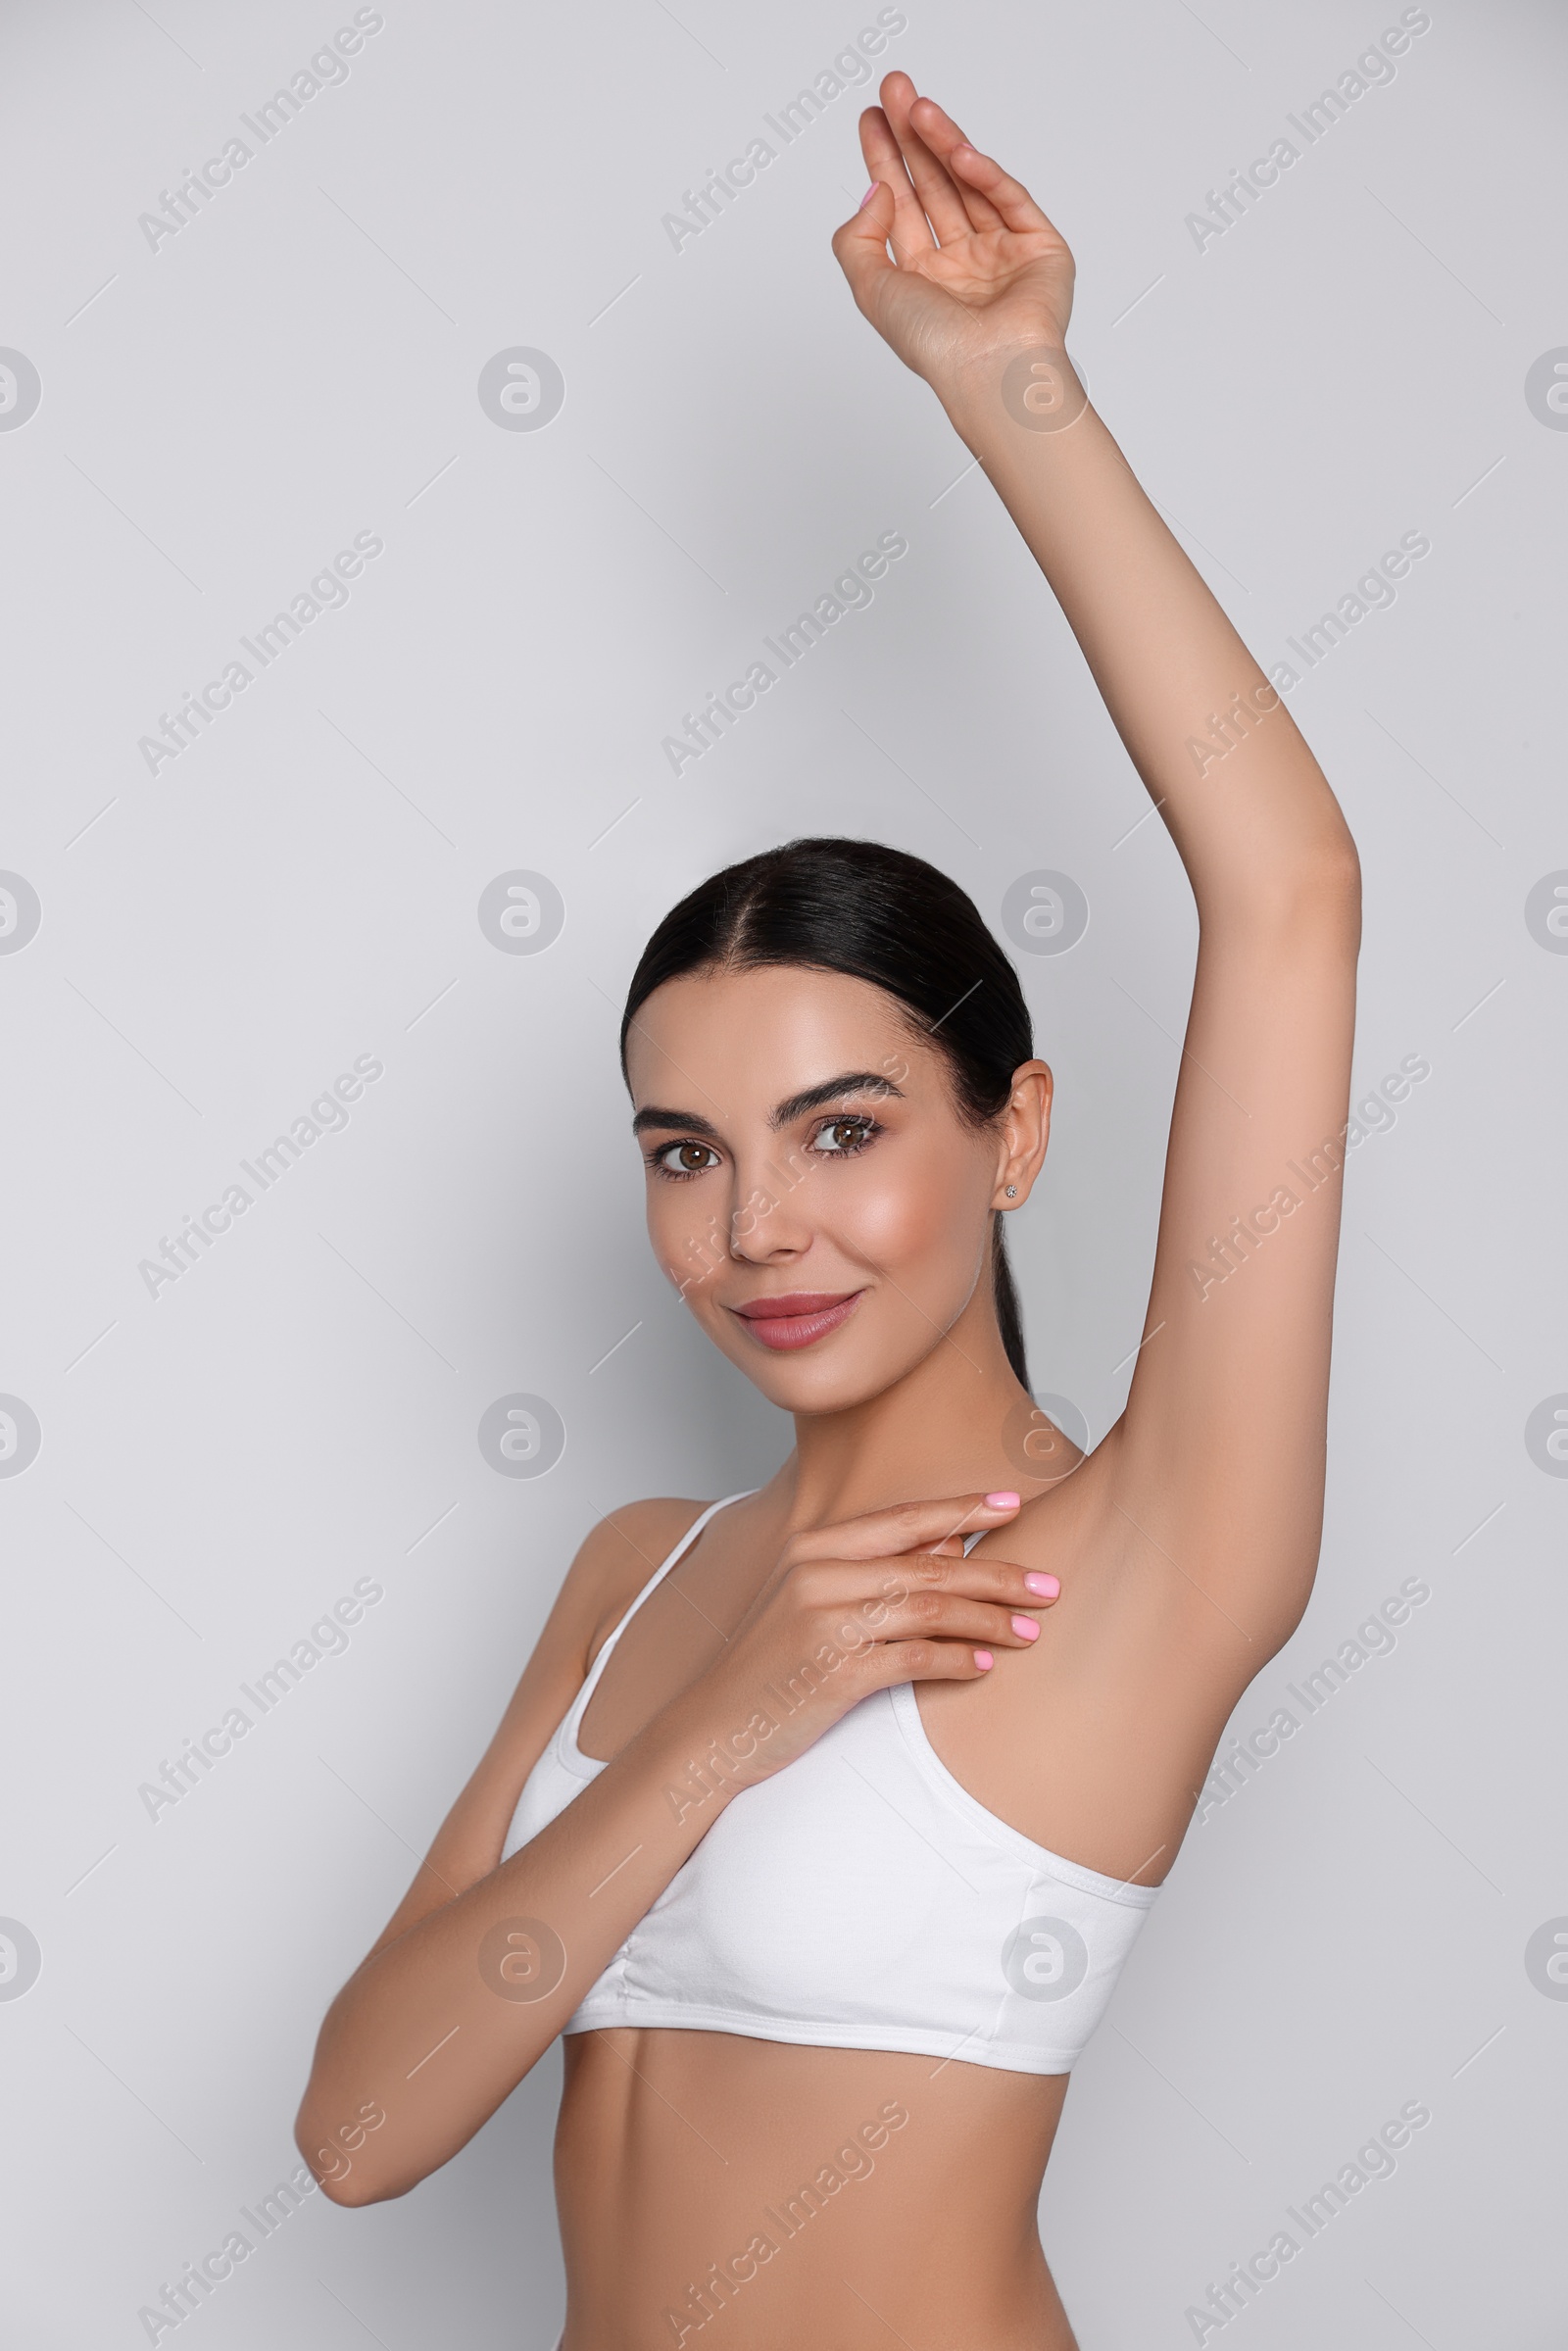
[624,963,1050,1412]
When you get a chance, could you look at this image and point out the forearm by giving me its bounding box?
[295,1688,734,2204]
[942,355,1356,912]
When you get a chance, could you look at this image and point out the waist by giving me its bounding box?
[557,2028,1073,2345]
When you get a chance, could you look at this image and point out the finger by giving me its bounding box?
[878,71,975,246]
[885,1548,1061,1608]
[858,100,934,259]
[791,1492,1022,1562]
[940,125,1063,243]
[869,1638,1003,1685]
[831,178,899,311]
[905,92,1005,233]
[795,1552,1061,1631]
[873,1592,1045,1649]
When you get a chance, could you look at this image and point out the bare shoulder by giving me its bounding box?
[568,1496,713,1672]
[377,1495,710,1917]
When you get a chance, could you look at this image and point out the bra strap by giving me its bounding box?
[573,1490,757,1710]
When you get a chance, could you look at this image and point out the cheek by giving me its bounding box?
[646,1182,721,1275]
[837,1141,989,1276]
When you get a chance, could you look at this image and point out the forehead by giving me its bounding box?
[624,963,928,1104]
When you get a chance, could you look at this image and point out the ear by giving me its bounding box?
[992,1060,1053,1209]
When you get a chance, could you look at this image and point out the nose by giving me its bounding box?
[726,1156,814,1261]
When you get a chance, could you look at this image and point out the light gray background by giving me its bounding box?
[4,0,1564,2344]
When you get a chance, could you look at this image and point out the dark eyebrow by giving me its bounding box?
[770,1071,905,1128]
[630,1071,905,1142]
[630,1104,722,1139]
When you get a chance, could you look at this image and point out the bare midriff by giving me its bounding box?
[555,2028,1079,2349]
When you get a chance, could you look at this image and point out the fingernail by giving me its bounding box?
[858,182,880,210]
[973,1649,994,1669]
[985,1491,1020,1509]
[1010,1614,1040,1641]
[1024,1572,1059,1598]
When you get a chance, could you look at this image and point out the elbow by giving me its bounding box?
[318,2167,408,2210]
[315,2167,377,2211]
[294,2108,359,2208]
[1244,830,1361,949]
[1312,825,1361,918]
[1286,815,1361,918]
[1299,832,1361,958]
[295,2093,413,2211]
[298,2135,416,2210]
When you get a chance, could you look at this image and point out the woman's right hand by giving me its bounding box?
[832,74,1077,402]
[670,1491,1059,1792]
[293,1490,1056,2204]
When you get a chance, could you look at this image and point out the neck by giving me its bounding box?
[775,1283,1031,1532]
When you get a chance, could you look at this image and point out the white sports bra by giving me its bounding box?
[502,1494,1157,2076]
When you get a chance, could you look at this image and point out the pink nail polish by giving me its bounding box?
[985,1491,1020,1509]
[973,1649,994,1669]
[858,182,880,209]
[1011,1614,1040,1641]
[1024,1572,1059,1598]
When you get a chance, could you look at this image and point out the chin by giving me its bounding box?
[708,1304,947,1414]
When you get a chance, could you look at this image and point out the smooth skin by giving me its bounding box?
[295,73,1360,2351]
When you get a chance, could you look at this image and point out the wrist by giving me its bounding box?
[937,342,1093,457]
[633,1676,767,1831]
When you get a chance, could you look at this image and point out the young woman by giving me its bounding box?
[296,73,1360,2349]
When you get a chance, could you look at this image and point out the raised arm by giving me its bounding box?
[834,78,1359,1654]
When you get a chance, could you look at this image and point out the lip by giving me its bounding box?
[729,1291,864,1351]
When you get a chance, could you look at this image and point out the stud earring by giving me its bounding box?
[1004,1185,1017,1199]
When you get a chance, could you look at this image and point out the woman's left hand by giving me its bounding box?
[832,73,1076,397]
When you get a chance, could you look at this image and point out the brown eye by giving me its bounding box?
[812,1116,875,1155]
[654,1140,720,1177]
